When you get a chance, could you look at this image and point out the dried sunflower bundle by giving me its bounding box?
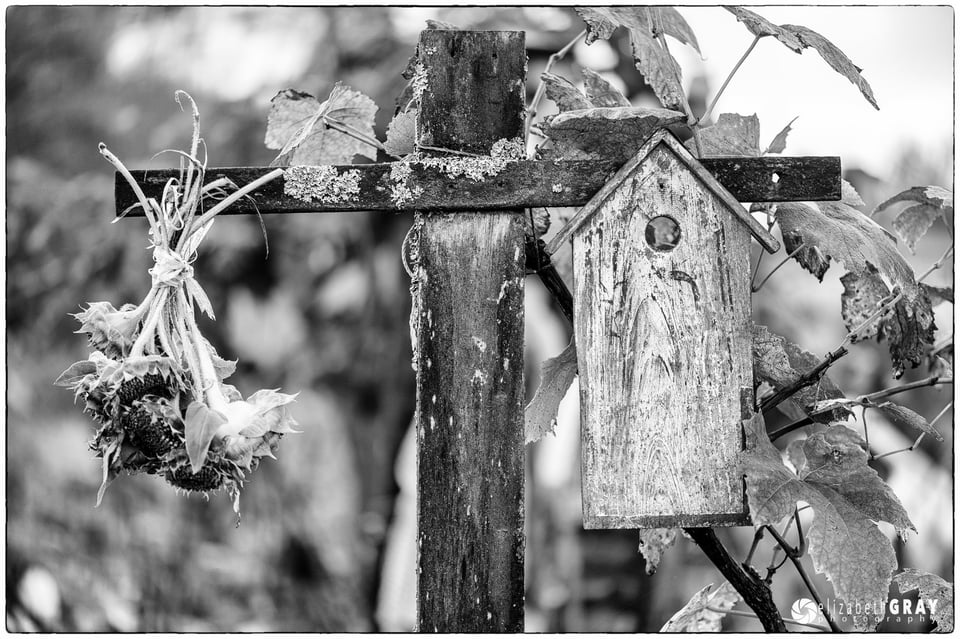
[57,92,297,518]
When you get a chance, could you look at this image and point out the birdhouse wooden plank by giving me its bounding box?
[550,129,780,529]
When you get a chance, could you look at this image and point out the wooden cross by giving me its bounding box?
[113,29,841,632]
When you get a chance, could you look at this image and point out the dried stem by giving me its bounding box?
[917,244,954,283]
[700,35,761,125]
[759,345,849,414]
[753,243,806,292]
[190,168,285,233]
[322,114,387,154]
[862,375,951,402]
[525,29,586,137]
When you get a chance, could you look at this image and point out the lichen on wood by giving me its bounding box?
[390,162,423,207]
[417,137,525,182]
[283,165,362,203]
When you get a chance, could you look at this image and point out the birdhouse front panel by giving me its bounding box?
[573,137,754,529]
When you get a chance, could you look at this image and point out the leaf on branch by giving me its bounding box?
[840,264,936,377]
[921,283,953,306]
[541,72,592,113]
[874,185,955,252]
[742,414,904,630]
[638,527,677,575]
[726,7,803,52]
[385,109,417,158]
[892,569,955,633]
[581,68,631,108]
[752,324,848,422]
[660,582,740,632]
[875,401,943,442]
[841,179,866,208]
[687,112,760,158]
[265,83,379,166]
[576,7,701,53]
[540,106,685,163]
[764,116,798,155]
[55,360,97,387]
[630,29,686,111]
[525,338,578,444]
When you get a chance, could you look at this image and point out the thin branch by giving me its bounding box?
[930,401,953,427]
[525,30,586,136]
[750,246,766,291]
[862,375,951,402]
[706,607,829,632]
[759,345,849,414]
[753,243,806,292]
[871,432,926,461]
[917,244,954,283]
[700,35,761,125]
[767,522,842,632]
[745,527,764,565]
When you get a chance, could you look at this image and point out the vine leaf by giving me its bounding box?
[840,264,936,377]
[874,186,954,251]
[892,569,955,633]
[875,402,943,442]
[541,72,592,112]
[764,116,798,155]
[742,414,908,630]
[686,112,760,157]
[922,283,953,306]
[660,582,740,632]
[525,338,577,444]
[752,324,848,422]
[385,109,417,158]
[574,7,691,110]
[725,8,878,110]
[582,68,631,107]
[638,528,678,575]
[540,106,685,163]
[265,83,379,166]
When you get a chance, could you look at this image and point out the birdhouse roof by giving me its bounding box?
[546,129,781,254]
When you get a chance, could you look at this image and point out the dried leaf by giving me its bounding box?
[385,109,417,158]
[575,7,618,44]
[689,112,760,158]
[876,402,943,442]
[576,6,700,52]
[426,19,460,30]
[541,106,685,163]
[764,116,798,154]
[892,570,954,633]
[725,7,803,52]
[752,324,848,422]
[660,582,740,632]
[541,72,591,112]
[630,29,686,111]
[840,265,936,376]
[525,338,577,444]
[184,400,227,473]
[783,24,878,110]
[265,83,379,166]
[892,206,941,253]
[742,414,902,630]
[638,528,677,575]
[581,68,630,108]
[875,185,953,219]
[921,283,953,305]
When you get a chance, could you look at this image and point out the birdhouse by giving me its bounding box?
[549,129,781,529]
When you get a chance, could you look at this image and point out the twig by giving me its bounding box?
[862,375,950,402]
[917,244,954,283]
[753,243,806,292]
[766,521,842,632]
[190,168,285,232]
[750,247,766,291]
[525,29,586,137]
[745,527,764,565]
[322,114,386,154]
[706,607,829,632]
[759,345,849,414]
[700,35,761,125]
[871,432,926,461]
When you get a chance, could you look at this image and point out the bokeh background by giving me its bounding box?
[5,5,953,632]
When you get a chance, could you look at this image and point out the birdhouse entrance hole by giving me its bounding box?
[645,215,681,251]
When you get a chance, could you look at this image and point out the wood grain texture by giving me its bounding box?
[412,30,525,632]
[114,156,841,217]
[574,142,752,529]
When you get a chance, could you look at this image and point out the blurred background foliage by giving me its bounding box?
[5,6,952,632]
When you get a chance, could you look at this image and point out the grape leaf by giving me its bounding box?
[874,186,953,230]
[840,264,936,376]
[525,338,577,444]
[630,28,686,111]
[725,7,803,52]
[265,83,379,166]
[184,400,227,472]
[576,7,701,53]
[660,582,740,632]
[875,401,943,442]
[752,324,849,422]
[840,179,866,208]
[742,414,900,630]
[725,8,878,110]
[541,72,592,112]
[581,68,631,108]
[893,206,941,253]
[637,528,677,575]
[687,112,760,158]
[55,359,97,387]
[385,109,417,158]
[892,569,954,633]
[764,116,798,154]
[540,106,685,163]
[921,283,953,305]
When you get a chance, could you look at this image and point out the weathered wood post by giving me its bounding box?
[408,30,526,632]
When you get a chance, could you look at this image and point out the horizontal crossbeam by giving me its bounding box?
[114,156,840,217]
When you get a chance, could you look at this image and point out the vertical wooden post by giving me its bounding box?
[410,30,526,632]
